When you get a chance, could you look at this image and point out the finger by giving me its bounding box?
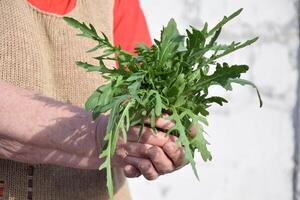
[144,114,175,131]
[124,156,159,180]
[168,135,177,142]
[163,142,186,168]
[123,164,141,178]
[122,142,152,157]
[146,146,175,175]
[111,147,128,168]
[128,126,171,147]
[190,123,202,138]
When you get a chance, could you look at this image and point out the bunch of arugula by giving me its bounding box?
[64,8,262,199]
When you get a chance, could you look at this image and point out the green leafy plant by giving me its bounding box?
[64,8,262,200]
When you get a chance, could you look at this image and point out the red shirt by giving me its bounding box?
[26,0,152,54]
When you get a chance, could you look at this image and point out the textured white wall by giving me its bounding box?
[128,0,299,199]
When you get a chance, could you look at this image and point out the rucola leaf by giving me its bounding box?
[229,78,263,107]
[192,63,249,90]
[64,9,262,200]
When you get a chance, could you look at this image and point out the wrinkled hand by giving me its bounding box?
[112,116,190,180]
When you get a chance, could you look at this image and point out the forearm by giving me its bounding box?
[0,137,100,169]
[0,80,106,169]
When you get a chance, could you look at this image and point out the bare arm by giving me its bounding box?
[0,80,188,179]
[0,80,106,169]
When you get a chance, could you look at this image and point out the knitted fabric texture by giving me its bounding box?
[0,0,130,199]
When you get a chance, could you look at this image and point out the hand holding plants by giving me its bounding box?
[110,115,188,180]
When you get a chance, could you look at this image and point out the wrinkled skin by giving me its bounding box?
[111,115,193,180]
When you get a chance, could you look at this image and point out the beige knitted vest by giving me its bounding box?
[0,0,131,199]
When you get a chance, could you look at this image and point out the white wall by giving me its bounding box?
[128,0,299,199]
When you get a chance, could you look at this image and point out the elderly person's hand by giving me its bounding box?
[112,116,191,180]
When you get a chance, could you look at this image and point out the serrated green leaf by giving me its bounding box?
[208,8,243,36]
[63,17,82,28]
[192,63,249,90]
[85,90,102,112]
[154,93,162,116]
[205,96,228,106]
[191,128,212,161]
[65,10,262,200]
[229,78,263,107]
[126,72,146,82]
[169,108,199,180]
